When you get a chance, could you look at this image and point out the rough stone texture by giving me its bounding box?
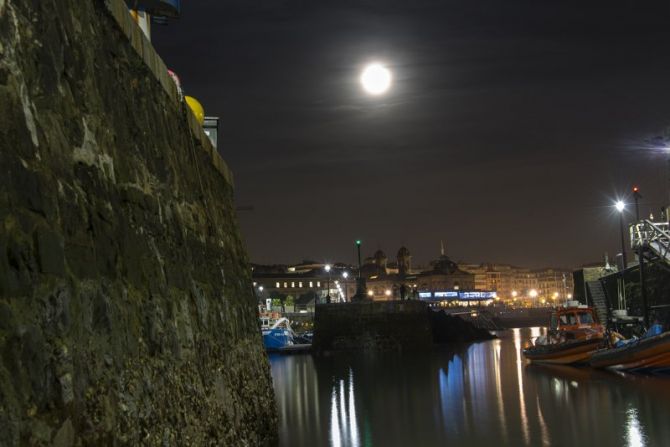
[312,301,434,352]
[313,302,496,352]
[430,311,496,343]
[0,1,277,445]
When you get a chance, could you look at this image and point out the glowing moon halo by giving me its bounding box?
[360,63,392,95]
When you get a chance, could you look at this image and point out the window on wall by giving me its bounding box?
[291,282,295,288]
[276,282,280,288]
[317,281,321,287]
[309,281,313,287]
[284,282,287,288]
[299,282,303,288]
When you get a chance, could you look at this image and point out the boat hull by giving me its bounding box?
[523,337,604,365]
[589,331,670,373]
[263,328,294,352]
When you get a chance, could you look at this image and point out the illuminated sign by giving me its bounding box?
[418,290,496,301]
[460,291,496,299]
[434,291,459,298]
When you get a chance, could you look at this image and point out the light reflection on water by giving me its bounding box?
[270,328,670,447]
[329,369,360,447]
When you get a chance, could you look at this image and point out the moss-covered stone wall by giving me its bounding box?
[312,301,434,352]
[0,0,276,444]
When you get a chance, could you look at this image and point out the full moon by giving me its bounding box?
[360,63,392,95]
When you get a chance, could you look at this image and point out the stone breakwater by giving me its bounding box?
[312,301,493,353]
[0,0,276,445]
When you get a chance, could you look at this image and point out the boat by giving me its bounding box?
[589,325,670,373]
[523,303,605,365]
[260,315,296,352]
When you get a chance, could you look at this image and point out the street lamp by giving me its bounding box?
[256,285,268,311]
[324,264,332,303]
[342,271,349,302]
[615,201,627,269]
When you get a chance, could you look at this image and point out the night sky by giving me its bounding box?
[153,0,670,269]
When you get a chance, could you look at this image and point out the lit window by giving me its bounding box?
[276,282,280,288]
[284,282,287,288]
[299,282,303,288]
[291,282,295,288]
[317,281,321,287]
[309,281,313,287]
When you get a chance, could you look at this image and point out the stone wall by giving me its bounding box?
[0,0,276,445]
[312,301,434,352]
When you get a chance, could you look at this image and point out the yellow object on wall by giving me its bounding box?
[185,96,205,125]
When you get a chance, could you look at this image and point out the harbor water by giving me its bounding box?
[269,328,670,446]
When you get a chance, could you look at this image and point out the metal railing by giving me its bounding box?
[630,220,670,264]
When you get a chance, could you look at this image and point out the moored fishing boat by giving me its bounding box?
[260,315,296,352]
[523,303,605,365]
[589,326,670,373]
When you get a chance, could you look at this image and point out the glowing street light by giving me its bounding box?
[511,290,518,298]
[528,289,538,298]
[341,271,349,302]
[615,201,628,269]
[615,201,625,212]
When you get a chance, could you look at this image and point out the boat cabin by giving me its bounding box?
[548,306,603,341]
[550,307,598,331]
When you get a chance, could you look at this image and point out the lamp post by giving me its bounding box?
[615,201,627,269]
[342,271,349,302]
[353,239,367,300]
[356,240,362,278]
[325,264,332,304]
[632,186,641,221]
[631,188,650,327]
[257,285,268,311]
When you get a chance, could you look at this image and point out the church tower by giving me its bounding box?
[397,246,411,276]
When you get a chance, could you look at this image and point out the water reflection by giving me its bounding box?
[625,407,646,447]
[270,328,670,446]
[330,369,360,447]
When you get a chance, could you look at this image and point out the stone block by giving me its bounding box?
[119,184,147,208]
[313,301,434,352]
[64,239,97,279]
[0,302,16,333]
[34,227,64,275]
[52,418,74,447]
[129,25,144,59]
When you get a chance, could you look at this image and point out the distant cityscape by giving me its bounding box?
[252,244,577,310]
